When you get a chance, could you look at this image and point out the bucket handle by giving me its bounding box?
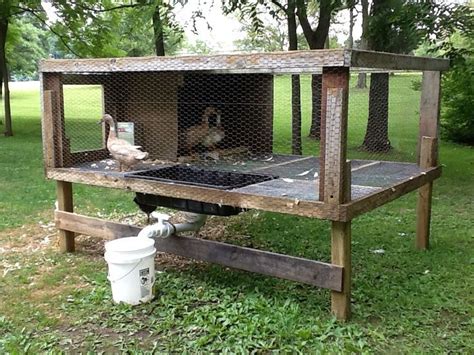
[107,258,143,283]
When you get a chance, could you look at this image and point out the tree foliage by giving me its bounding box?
[6,14,49,80]
[441,33,474,145]
[0,0,188,135]
[361,0,474,152]
[235,19,309,52]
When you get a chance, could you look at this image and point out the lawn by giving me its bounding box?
[0,77,473,353]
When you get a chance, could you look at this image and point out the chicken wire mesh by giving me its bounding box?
[347,69,422,163]
[44,62,423,197]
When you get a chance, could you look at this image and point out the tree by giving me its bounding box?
[235,17,311,52]
[440,17,474,145]
[236,21,287,52]
[114,1,184,57]
[0,1,188,136]
[296,0,344,140]
[7,15,49,80]
[0,0,129,136]
[442,51,474,145]
[183,39,213,54]
[223,0,304,155]
[356,0,369,89]
[361,0,474,152]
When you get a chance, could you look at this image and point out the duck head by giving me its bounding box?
[98,114,115,125]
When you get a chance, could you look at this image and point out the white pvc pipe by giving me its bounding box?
[137,212,207,239]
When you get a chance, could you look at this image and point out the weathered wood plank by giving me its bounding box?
[331,161,352,321]
[54,211,344,291]
[331,220,351,320]
[56,181,75,252]
[345,166,441,221]
[319,67,350,203]
[40,50,349,74]
[42,73,70,167]
[416,137,437,250]
[55,210,139,240]
[418,71,441,163]
[42,90,56,169]
[351,50,450,71]
[40,50,449,74]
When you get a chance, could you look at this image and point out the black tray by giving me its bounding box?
[126,165,277,190]
[134,193,244,216]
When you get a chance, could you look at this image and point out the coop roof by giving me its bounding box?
[39,49,450,74]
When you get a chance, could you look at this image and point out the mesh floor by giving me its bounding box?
[72,154,424,201]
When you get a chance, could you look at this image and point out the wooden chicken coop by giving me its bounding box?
[40,49,449,320]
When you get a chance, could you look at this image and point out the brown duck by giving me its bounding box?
[99,114,149,171]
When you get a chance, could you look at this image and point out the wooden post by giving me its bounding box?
[319,67,350,202]
[416,137,437,250]
[331,161,352,321]
[418,71,441,163]
[42,73,69,168]
[319,67,352,320]
[57,181,75,252]
[416,70,441,250]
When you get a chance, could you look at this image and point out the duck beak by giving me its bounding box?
[97,119,104,125]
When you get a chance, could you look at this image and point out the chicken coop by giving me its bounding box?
[40,49,449,320]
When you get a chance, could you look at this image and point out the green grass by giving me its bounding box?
[0,78,473,352]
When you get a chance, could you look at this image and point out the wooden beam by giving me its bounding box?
[331,220,351,320]
[40,50,449,74]
[416,137,438,250]
[350,50,450,71]
[319,67,350,203]
[418,71,441,163]
[46,168,346,220]
[42,90,56,169]
[42,73,70,167]
[56,181,75,252]
[345,166,441,221]
[40,50,348,74]
[54,211,344,291]
[331,161,352,321]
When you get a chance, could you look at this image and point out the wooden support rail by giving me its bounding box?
[55,211,344,291]
[344,166,441,221]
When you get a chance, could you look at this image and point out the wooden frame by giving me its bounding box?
[55,211,343,291]
[45,165,441,223]
[40,50,446,321]
[40,49,450,74]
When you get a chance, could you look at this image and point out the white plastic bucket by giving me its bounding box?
[104,237,156,305]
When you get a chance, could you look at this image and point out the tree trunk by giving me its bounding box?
[297,0,332,140]
[308,74,322,139]
[362,73,391,152]
[356,0,370,89]
[288,1,302,155]
[0,19,12,136]
[356,72,367,89]
[152,3,165,56]
[348,6,354,49]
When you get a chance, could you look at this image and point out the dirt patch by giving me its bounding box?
[0,209,256,271]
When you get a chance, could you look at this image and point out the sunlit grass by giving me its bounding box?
[0,77,473,352]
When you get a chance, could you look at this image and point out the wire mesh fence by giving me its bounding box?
[44,57,423,199]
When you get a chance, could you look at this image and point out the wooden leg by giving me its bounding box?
[416,182,433,250]
[56,181,75,253]
[331,220,351,321]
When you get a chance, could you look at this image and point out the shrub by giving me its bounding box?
[441,55,474,145]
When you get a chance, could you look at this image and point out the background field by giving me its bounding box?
[0,77,473,352]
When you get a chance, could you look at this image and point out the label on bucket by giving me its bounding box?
[139,267,152,298]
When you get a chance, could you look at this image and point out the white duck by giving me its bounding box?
[99,114,149,171]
